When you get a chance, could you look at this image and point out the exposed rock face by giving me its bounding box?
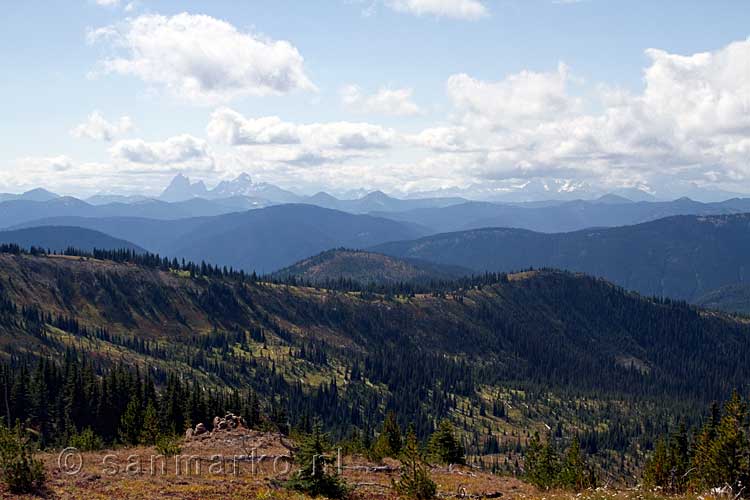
[194,423,207,435]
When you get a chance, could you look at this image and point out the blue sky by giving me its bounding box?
[2,0,750,199]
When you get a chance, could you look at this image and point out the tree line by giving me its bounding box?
[644,391,750,494]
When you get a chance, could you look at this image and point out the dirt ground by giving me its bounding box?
[0,429,713,499]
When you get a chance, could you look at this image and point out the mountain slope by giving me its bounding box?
[695,284,750,315]
[18,205,428,272]
[3,249,750,479]
[1,251,749,439]
[372,213,750,303]
[374,197,750,233]
[271,248,470,284]
[0,226,144,252]
[167,204,429,273]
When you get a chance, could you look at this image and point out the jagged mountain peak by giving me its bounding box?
[160,173,209,202]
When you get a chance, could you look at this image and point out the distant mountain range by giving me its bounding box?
[373,196,750,233]
[4,175,750,235]
[15,205,427,273]
[159,172,301,204]
[159,173,469,213]
[271,248,469,285]
[0,226,144,253]
[0,188,60,203]
[372,213,750,304]
[0,196,270,228]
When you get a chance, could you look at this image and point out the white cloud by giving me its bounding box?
[109,134,214,169]
[385,0,488,19]
[94,0,120,6]
[71,111,133,142]
[408,126,472,152]
[446,62,580,129]
[17,155,75,173]
[340,85,420,116]
[207,107,396,150]
[4,156,191,197]
[15,35,750,199]
[88,13,315,104]
[413,38,750,194]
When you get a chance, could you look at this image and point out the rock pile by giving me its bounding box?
[185,412,248,439]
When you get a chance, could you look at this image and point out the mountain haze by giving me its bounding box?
[0,226,144,253]
[18,205,427,272]
[374,197,750,233]
[373,213,750,304]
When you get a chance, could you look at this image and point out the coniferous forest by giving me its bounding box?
[0,245,749,489]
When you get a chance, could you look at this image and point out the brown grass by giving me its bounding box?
[0,429,709,500]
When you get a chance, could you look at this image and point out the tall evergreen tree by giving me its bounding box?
[118,394,141,446]
[373,411,402,459]
[427,420,465,465]
[285,422,348,499]
[394,430,437,500]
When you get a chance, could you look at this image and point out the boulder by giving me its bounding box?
[194,423,207,435]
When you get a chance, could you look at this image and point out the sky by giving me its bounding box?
[2,0,750,199]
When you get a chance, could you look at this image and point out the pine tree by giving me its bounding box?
[393,431,437,500]
[139,402,159,445]
[705,391,748,489]
[558,437,594,491]
[373,411,402,459]
[427,420,465,465]
[118,394,141,446]
[525,432,559,490]
[643,438,671,490]
[285,422,348,499]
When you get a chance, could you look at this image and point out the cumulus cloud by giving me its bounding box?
[110,134,214,169]
[385,0,488,20]
[71,111,133,142]
[410,38,750,194]
[207,107,396,150]
[18,36,750,199]
[408,126,473,152]
[340,85,420,116]
[94,0,120,6]
[446,62,580,129]
[88,13,315,104]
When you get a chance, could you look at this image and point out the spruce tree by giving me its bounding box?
[525,432,559,490]
[118,394,141,446]
[285,422,348,499]
[558,437,594,491]
[705,391,748,489]
[427,420,465,465]
[393,431,437,500]
[139,402,159,445]
[373,411,402,459]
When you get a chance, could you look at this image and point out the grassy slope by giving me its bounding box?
[2,253,749,481]
[271,248,470,284]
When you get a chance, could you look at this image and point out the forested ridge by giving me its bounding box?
[1,246,749,479]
